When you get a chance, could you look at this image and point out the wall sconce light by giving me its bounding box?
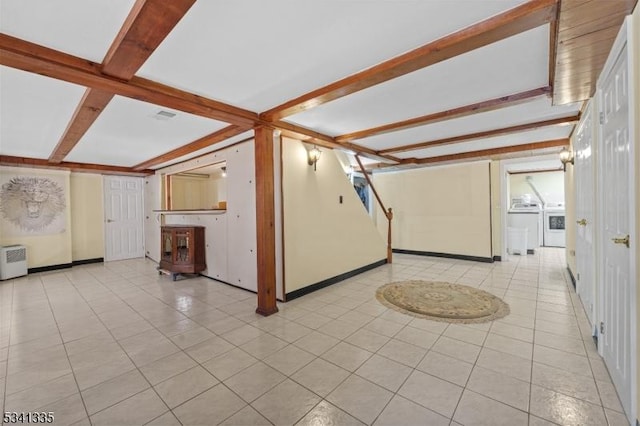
[559,147,574,172]
[221,166,227,177]
[307,146,321,171]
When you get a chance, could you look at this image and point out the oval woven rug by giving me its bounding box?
[376,280,510,324]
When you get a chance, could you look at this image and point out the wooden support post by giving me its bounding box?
[254,126,279,316]
[387,208,393,264]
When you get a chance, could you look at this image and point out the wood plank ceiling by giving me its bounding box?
[0,0,636,175]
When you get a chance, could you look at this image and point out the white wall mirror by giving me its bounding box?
[163,161,227,210]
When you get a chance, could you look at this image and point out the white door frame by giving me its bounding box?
[103,175,145,262]
[596,16,637,423]
[499,154,559,261]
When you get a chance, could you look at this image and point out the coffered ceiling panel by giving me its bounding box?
[286,25,550,136]
[138,0,526,112]
[0,66,86,159]
[0,0,136,62]
[65,95,228,167]
[358,97,580,151]
[394,125,571,159]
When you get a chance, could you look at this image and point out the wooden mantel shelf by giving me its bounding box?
[154,209,227,215]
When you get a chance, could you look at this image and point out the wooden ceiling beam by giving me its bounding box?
[404,138,568,165]
[336,86,552,143]
[261,0,558,121]
[101,0,195,79]
[133,124,250,170]
[0,33,258,126]
[48,0,196,163]
[378,114,579,155]
[48,89,114,163]
[0,155,154,176]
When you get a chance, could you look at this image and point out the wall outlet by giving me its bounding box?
[570,250,576,256]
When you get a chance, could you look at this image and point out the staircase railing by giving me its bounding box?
[354,155,393,264]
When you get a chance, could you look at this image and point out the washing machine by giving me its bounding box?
[543,208,566,247]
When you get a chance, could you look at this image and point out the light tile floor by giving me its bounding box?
[0,248,629,425]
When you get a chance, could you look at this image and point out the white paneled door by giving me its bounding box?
[598,37,635,422]
[104,176,145,261]
[574,100,596,326]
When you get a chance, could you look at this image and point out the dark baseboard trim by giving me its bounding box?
[286,259,387,301]
[567,265,576,289]
[28,263,73,274]
[527,249,534,254]
[493,255,502,262]
[393,249,494,264]
[72,257,104,266]
[28,257,105,274]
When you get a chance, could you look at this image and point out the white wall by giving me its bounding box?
[509,170,564,206]
[282,138,386,294]
[373,161,492,259]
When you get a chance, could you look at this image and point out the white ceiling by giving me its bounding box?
[0,66,86,158]
[394,125,572,159]
[0,0,135,63]
[65,95,228,167]
[0,1,576,170]
[286,25,550,136]
[138,0,526,111]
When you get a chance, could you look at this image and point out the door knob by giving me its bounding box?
[611,235,630,248]
[576,219,587,226]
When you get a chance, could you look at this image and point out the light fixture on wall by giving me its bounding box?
[307,146,321,171]
[221,167,227,177]
[559,147,574,172]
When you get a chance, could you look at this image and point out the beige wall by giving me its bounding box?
[0,167,73,268]
[373,161,492,259]
[632,4,640,422]
[282,138,386,293]
[509,170,564,206]
[490,161,502,258]
[70,173,104,261]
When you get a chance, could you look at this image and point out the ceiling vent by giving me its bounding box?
[153,110,177,121]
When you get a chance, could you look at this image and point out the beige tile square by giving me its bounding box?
[145,411,181,426]
[416,350,473,386]
[154,365,218,408]
[81,370,149,415]
[220,405,271,426]
[533,345,592,377]
[295,312,333,329]
[490,322,534,343]
[529,384,607,426]
[604,408,632,426]
[252,379,321,425]
[317,319,361,340]
[321,342,373,372]
[476,347,532,382]
[327,375,393,425]
[270,322,313,343]
[596,379,625,413]
[532,362,600,405]
[394,326,439,349]
[344,328,390,352]
[202,347,258,381]
[263,345,316,375]
[221,324,264,346]
[170,326,216,349]
[173,384,246,425]
[398,370,462,418]
[431,336,480,364]
[90,389,167,426]
[374,395,449,426]
[240,333,289,359]
[377,338,427,367]
[467,366,530,411]
[185,335,235,363]
[37,393,88,426]
[453,389,528,426]
[291,358,350,397]
[224,362,286,402]
[296,400,365,426]
[5,355,72,394]
[364,318,404,337]
[5,374,78,414]
[484,333,533,360]
[443,324,488,346]
[355,354,411,392]
[73,352,136,390]
[293,331,339,356]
